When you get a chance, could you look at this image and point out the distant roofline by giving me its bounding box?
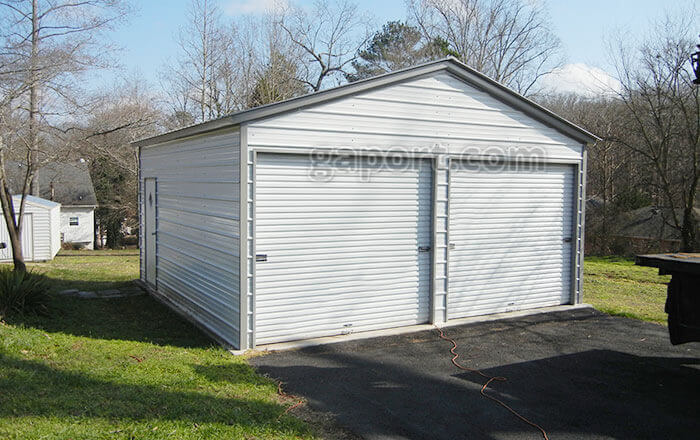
[60,204,97,208]
[12,194,61,208]
[133,57,599,149]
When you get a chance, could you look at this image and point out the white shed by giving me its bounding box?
[136,58,599,350]
[0,195,61,262]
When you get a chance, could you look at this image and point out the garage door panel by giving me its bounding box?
[450,261,571,279]
[449,282,570,297]
[259,290,431,313]
[258,269,430,287]
[448,162,574,319]
[260,312,429,337]
[258,273,429,296]
[449,284,570,304]
[255,153,432,344]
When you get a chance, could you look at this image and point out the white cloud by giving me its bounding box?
[223,0,288,15]
[540,63,621,97]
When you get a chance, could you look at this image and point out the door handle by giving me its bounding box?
[418,246,431,253]
[256,254,268,262]
[563,237,572,243]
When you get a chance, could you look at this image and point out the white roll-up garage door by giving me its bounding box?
[448,161,575,319]
[254,153,432,344]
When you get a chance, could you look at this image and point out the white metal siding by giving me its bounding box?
[20,214,33,260]
[140,128,241,347]
[254,153,432,344]
[448,161,575,318]
[49,205,61,258]
[24,204,51,261]
[0,197,56,262]
[248,72,582,161]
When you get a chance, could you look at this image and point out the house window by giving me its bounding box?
[69,217,79,226]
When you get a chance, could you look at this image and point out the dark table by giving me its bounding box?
[636,253,700,344]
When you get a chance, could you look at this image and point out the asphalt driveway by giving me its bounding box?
[250,308,700,440]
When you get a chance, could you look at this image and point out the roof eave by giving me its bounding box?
[133,57,599,149]
[132,60,451,149]
[441,62,600,145]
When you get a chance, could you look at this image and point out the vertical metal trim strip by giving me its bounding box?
[250,148,258,348]
[138,146,143,282]
[445,156,451,322]
[238,125,249,350]
[570,157,583,304]
[578,150,588,304]
[430,157,438,323]
[154,178,159,292]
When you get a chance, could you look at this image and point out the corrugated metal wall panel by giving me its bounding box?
[0,198,54,262]
[140,128,241,347]
[25,202,51,260]
[254,153,432,344]
[448,162,575,319]
[49,205,61,258]
[21,214,34,260]
[248,72,582,160]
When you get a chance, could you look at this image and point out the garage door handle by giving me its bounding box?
[418,246,431,253]
[563,237,572,243]
[256,254,268,262]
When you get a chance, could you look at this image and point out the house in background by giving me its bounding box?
[615,206,700,253]
[7,162,97,249]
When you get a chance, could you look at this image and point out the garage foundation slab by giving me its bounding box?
[252,303,593,353]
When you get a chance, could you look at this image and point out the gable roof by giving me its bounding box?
[135,57,600,149]
[6,161,97,206]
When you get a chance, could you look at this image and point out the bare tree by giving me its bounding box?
[609,13,700,251]
[407,0,562,95]
[235,10,307,107]
[162,0,238,125]
[278,0,372,91]
[80,75,163,247]
[0,0,130,271]
[247,50,307,107]
[541,93,644,253]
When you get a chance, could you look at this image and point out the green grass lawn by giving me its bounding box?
[0,252,671,438]
[0,255,312,440]
[584,256,670,325]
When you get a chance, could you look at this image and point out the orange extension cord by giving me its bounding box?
[435,326,550,440]
[277,381,304,417]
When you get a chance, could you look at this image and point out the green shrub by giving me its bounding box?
[0,268,50,317]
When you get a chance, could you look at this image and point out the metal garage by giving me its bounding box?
[136,57,598,350]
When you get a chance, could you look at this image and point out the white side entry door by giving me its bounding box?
[144,178,157,286]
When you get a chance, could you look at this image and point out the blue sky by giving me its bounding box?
[101,0,694,94]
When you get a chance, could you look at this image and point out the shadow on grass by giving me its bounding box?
[0,352,308,435]
[192,363,273,386]
[4,280,214,349]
